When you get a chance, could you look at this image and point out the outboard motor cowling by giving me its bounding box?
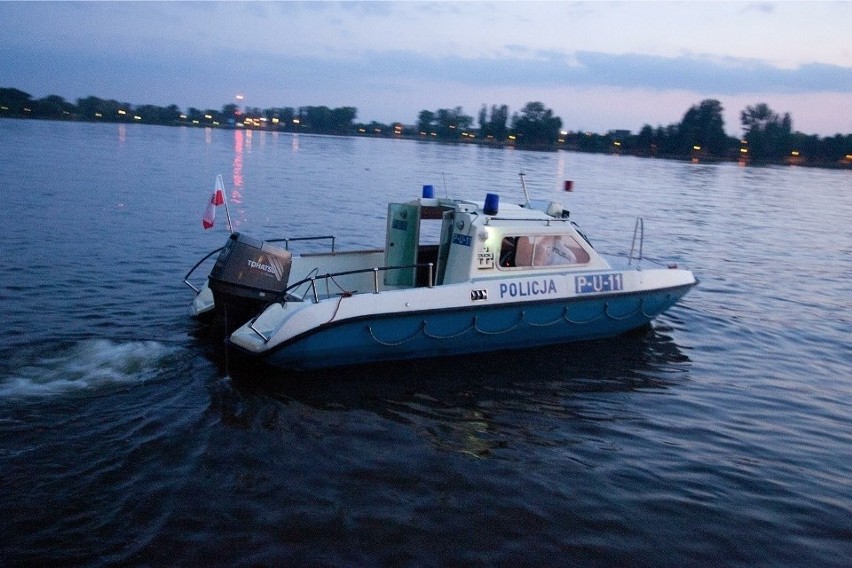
[207,232,292,331]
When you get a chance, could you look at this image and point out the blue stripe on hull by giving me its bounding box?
[259,287,691,371]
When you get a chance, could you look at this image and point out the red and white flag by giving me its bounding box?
[202,177,226,229]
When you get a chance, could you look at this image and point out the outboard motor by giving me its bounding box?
[208,232,292,332]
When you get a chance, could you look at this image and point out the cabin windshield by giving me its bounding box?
[499,234,590,268]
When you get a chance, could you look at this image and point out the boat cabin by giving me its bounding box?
[383,194,609,289]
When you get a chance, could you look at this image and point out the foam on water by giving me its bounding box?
[0,339,178,398]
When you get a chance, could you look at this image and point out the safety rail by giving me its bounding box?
[183,235,336,294]
[183,247,225,293]
[280,262,434,304]
[484,216,572,226]
[248,262,435,342]
[628,217,644,265]
[266,235,335,252]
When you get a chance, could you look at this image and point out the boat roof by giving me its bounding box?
[415,196,568,223]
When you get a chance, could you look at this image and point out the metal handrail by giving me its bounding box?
[279,262,434,305]
[628,217,644,265]
[248,262,434,342]
[484,216,572,226]
[183,246,225,293]
[266,235,336,252]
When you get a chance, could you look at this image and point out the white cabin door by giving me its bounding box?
[384,203,420,287]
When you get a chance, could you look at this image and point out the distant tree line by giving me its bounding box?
[597,99,852,166]
[2,87,849,167]
[0,87,359,136]
[416,102,562,148]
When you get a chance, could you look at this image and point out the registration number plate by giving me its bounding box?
[575,273,624,294]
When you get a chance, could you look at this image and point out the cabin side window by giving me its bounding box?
[499,235,590,268]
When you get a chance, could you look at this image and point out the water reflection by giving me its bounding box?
[209,325,691,457]
[232,129,244,200]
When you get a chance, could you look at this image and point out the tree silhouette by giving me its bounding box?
[741,103,792,161]
[417,110,435,134]
[479,104,509,141]
[0,88,33,114]
[511,102,562,147]
[679,99,728,156]
[417,107,473,140]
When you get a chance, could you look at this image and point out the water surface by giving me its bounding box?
[1,120,850,566]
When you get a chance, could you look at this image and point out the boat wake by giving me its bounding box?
[0,339,178,398]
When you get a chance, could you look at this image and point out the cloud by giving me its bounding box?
[740,2,776,15]
[271,49,852,95]
[4,42,850,113]
[4,1,850,99]
[566,52,852,94]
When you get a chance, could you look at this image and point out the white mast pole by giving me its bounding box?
[519,172,531,207]
[216,174,234,233]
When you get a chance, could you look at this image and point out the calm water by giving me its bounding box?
[1,119,850,567]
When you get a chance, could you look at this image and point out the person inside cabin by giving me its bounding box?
[499,236,517,267]
[533,235,577,266]
[502,235,587,268]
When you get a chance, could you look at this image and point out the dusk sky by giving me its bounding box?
[2,1,851,136]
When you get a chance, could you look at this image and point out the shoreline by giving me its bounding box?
[3,115,850,171]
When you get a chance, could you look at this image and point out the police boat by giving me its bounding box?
[184,178,697,371]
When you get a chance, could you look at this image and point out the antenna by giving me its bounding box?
[519,172,531,207]
[442,171,448,198]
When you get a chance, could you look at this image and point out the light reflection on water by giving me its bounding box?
[0,120,850,566]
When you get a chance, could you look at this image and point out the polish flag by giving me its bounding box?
[202,180,225,229]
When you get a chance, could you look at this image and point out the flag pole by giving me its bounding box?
[216,174,234,233]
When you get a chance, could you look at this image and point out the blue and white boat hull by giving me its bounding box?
[228,268,696,370]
